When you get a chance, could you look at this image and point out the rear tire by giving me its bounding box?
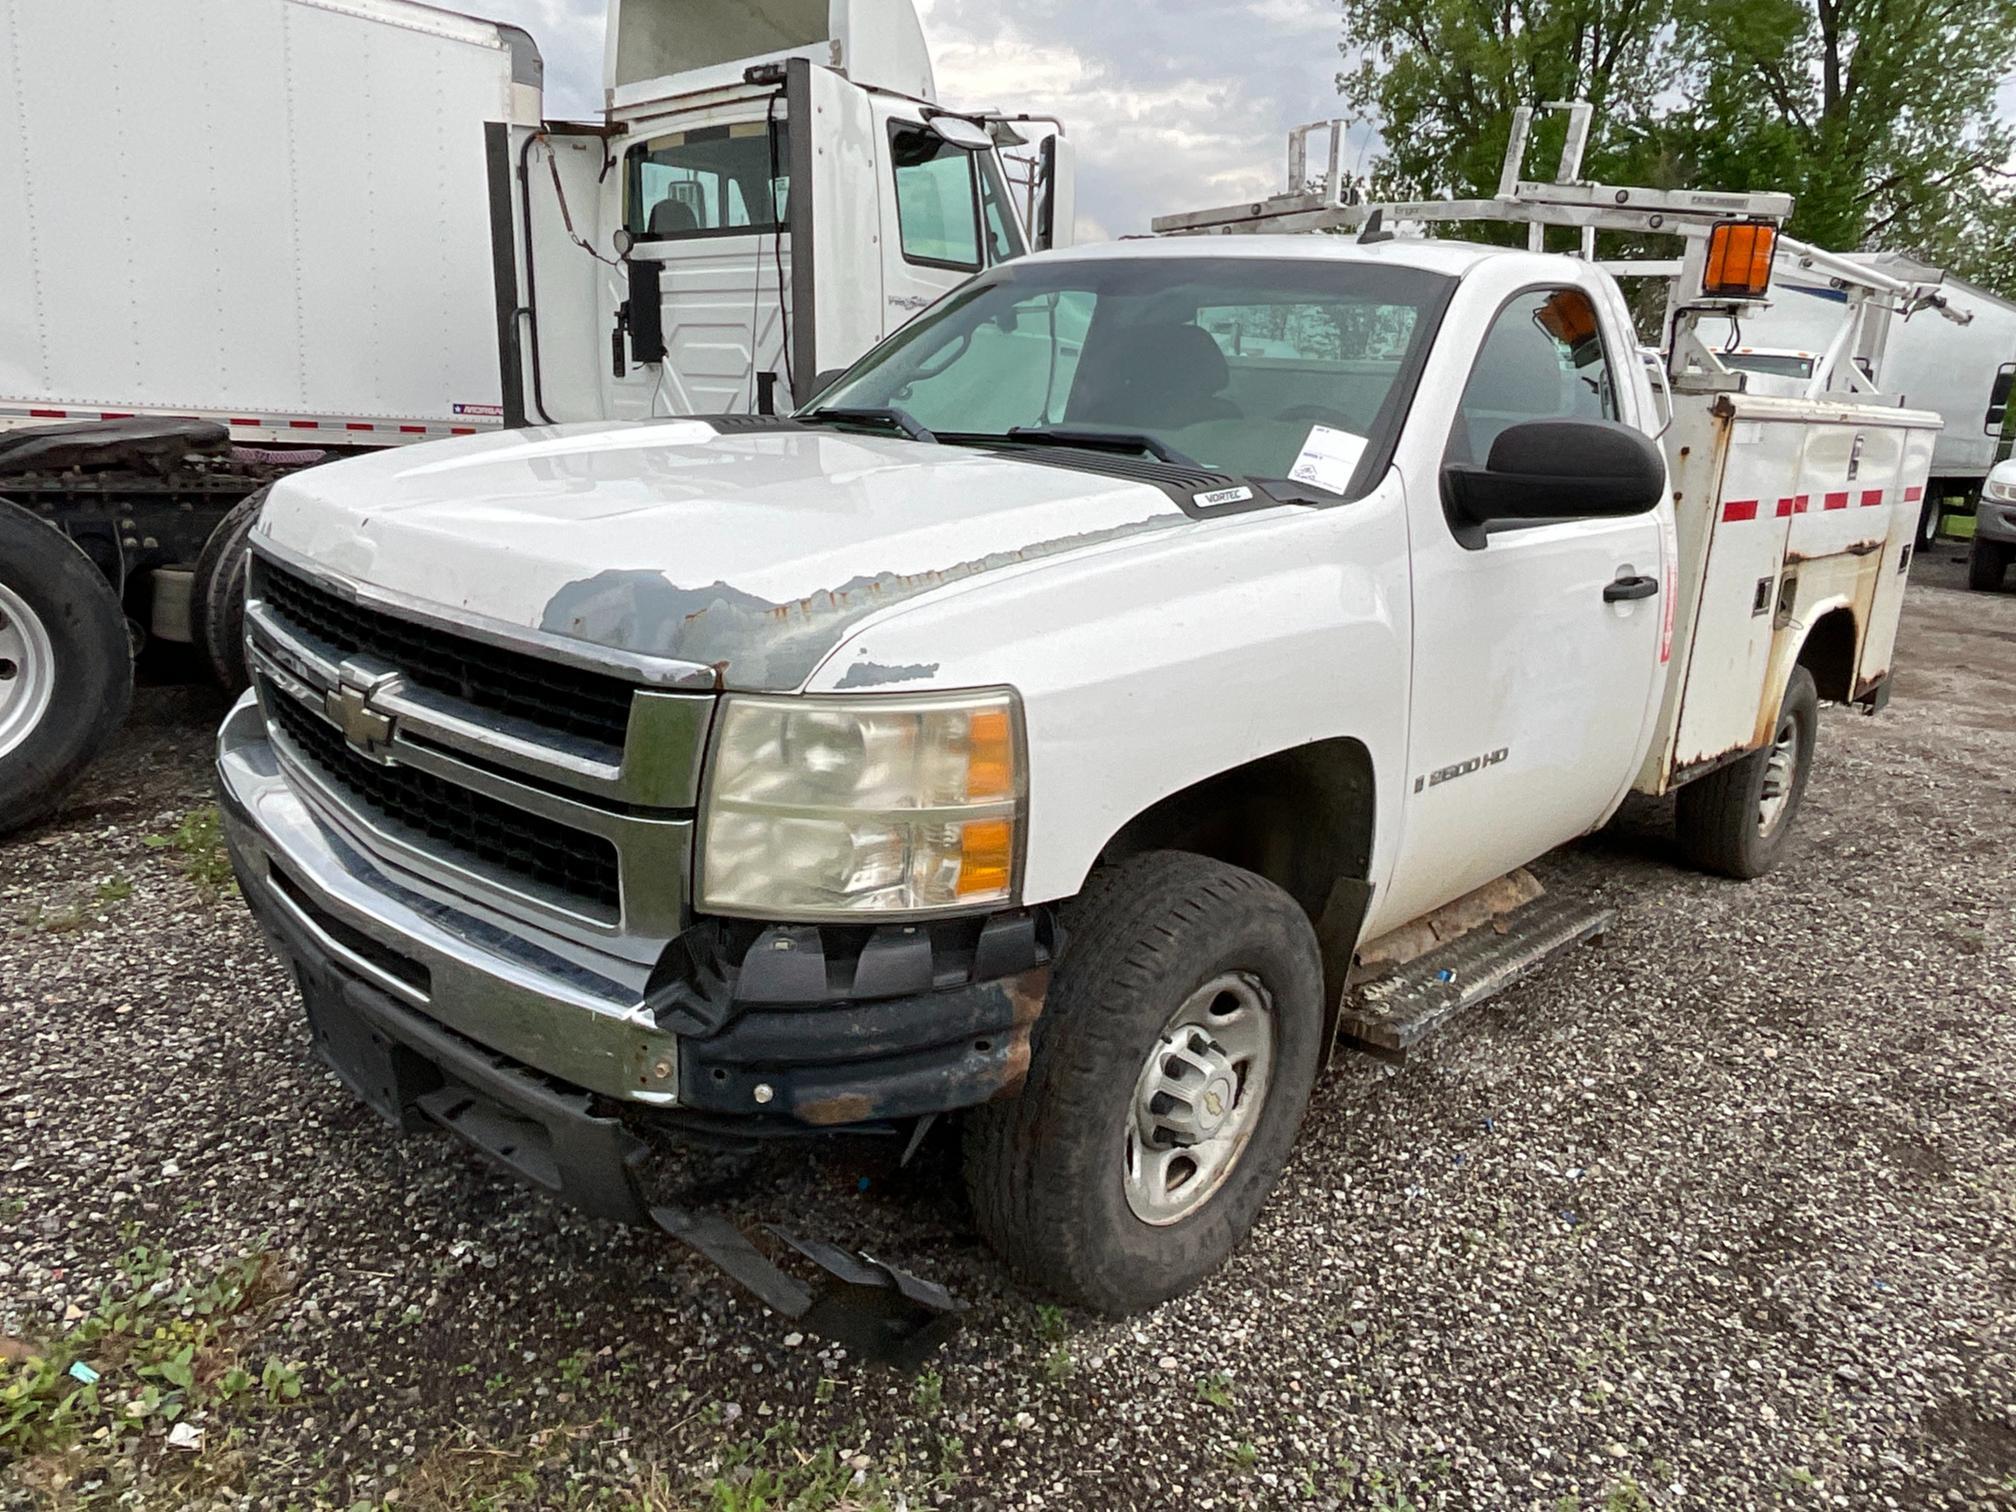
[1916,495,1943,551]
[962,851,1325,1315]
[190,485,269,695]
[1967,537,2010,593]
[1673,665,1818,880]
[0,500,133,836]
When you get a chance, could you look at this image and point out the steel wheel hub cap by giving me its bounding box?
[1124,971,1275,1226]
[0,582,56,763]
[1757,714,1799,836]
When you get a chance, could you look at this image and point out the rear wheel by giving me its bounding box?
[1917,495,1943,551]
[1673,666,1818,880]
[191,485,269,695]
[0,500,133,835]
[1967,537,2010,593]
[962,851,1325,1314]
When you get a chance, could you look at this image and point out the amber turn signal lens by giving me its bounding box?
[1703,221,1777,299]
[965,708,1015,803]
[956,818,1016,899]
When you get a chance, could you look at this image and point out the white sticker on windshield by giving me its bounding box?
[1289,425,1369,495]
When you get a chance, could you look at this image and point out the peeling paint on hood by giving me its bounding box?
[253,420,1192,690]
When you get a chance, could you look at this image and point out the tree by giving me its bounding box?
[1677,0,2016,292]
[1339,0,2016,295]
[1337,0,1684,204]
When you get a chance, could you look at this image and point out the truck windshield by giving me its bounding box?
[808,257,1453,496]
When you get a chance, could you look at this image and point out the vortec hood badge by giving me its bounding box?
[327,661,402,764]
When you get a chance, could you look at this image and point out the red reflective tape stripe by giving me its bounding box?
[100,411,132,420]
[346,423,375,432]
[28,408,65,418]
[1860,489,1884,507]
[1905,485,1924,503]
[451,427,476,435]
[1775,497,1797,517]
[1824,491,1850,510]
[289,420,319,429]
[1722,499,1760,522]
[399,425,427,434]
[229,418,260,427]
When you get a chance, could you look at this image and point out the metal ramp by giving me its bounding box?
[1338,893,1614,1055]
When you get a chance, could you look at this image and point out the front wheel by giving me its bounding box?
[1967,537,2010,593]
[0,500,133,835]
[1673,665,1818,880]
[962,852,1325,1314]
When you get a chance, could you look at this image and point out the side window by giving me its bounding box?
[625,122,788,241]
[1448,288,1616,466]
[890,125,981,269]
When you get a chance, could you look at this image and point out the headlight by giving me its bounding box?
[699,690,1025,918]
[1987,478,2016,503]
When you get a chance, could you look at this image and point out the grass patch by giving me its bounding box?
[1,1242,300,1497]
[144,806,236,899]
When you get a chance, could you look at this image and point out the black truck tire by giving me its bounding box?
[1673,665,1818,880]
[191,485,270,696]
[1967,537,2009,593]
[962,851,1325,1315]
[0,500,134,836]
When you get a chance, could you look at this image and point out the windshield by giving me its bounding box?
[1724,352,1815,379]
[810,256,1454,495]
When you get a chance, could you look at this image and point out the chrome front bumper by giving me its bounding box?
[217,693,683,1104]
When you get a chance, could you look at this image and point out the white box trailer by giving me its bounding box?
[0,0,538,445]
[0,0,1076,832]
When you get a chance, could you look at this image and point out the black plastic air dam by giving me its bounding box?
[222,812,966,1367]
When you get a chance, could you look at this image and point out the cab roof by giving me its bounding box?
[1043,234,1522,280]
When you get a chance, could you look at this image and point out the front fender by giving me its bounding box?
[804,481,1414,906]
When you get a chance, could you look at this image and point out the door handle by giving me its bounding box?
[1604,573,1660,603]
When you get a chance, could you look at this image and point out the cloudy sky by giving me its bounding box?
[481,0,2013,242]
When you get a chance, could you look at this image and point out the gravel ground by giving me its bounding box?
[3,549,2014,1510]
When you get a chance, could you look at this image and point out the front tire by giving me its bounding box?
[1673,665,1818,879]
[0,500,133,835]
[1967,537,2010,593]
[962,852,1325,1314]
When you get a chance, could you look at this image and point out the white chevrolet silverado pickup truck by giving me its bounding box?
[218,163,1934,1350]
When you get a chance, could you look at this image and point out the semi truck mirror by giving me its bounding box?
[1441,417,1665,543]
[626,258,666,366]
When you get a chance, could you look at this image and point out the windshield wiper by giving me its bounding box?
[799,405,937,443]
[997,427,1203,469]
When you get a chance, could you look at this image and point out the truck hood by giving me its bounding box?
[255,420,1192,691]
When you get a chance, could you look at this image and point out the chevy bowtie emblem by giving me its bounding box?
[326,662,401,763]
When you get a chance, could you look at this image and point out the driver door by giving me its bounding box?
[1381,284,1667,928]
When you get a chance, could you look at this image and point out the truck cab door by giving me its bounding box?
[872,101,1028,351]
[1382,282,1668,927]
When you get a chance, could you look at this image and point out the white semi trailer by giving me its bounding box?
[0,0,1073,832]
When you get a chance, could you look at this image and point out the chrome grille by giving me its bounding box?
[259,562,637,750]
[266,686,622,916]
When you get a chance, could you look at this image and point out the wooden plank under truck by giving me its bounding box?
[211,109,1934,1357]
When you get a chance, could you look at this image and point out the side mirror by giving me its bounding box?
[926,114,994,152]
[1441,418,1665,548]
[1035,135,1077,252]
